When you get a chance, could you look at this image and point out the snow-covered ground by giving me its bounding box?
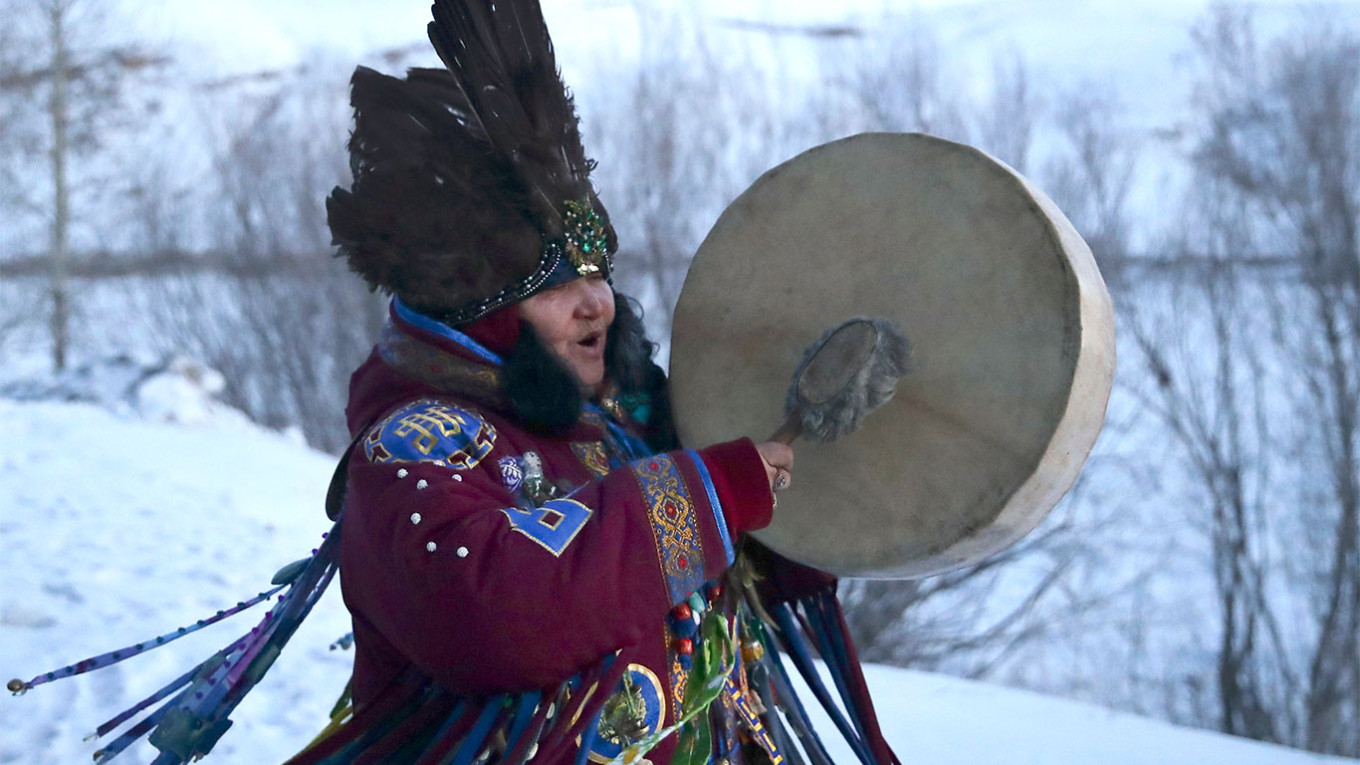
[0,368,350,764]
[0,368,1346,764]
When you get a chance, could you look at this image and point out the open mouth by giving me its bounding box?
[578,331,603,349]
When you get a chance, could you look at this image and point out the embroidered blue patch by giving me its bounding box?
[632,455,705,605]
[364,399,496,470]
[585,664,665,763]
[497,498,593,556]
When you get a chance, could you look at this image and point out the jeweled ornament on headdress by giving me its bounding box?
[562,199,610,276]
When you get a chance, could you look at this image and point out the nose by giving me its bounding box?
[573,277,612,320]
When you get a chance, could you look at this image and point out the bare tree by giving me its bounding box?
[1188,9,1358,755]
[843,15,973,140]
[1109,6,1360,755]
[975,51,1038,175]
[0,1,33,350]
[0,0,28,199]
[136,57,385,452]
[0,0,168,371]
[1122,214,1290,745]
[590,56,724,340]
[839,513,1088,675]
[1041,85,1139,289]
[45,0,73,372]
[588,9,782,345]
[820,14,970,142]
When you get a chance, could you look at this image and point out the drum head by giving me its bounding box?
[669,133,1115,578]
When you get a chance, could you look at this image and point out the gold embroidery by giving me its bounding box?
[669,653,690,719]
[364,399,496,469]
[632,454,706,724]
[571,442,611,480]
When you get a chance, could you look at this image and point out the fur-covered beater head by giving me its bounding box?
[327,0,617,326]
[783,317,912,443]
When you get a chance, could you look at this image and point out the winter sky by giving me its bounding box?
[125,0,1360,181]
[133,0,1360,94]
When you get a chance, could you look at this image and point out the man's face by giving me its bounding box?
[519,275,616,392]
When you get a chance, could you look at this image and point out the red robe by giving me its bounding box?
[330,307,775,764]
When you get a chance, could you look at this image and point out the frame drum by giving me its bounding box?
[669,133,1115,578]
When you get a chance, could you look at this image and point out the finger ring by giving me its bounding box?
[775,472,789,491]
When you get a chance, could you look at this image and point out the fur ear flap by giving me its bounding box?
[502,323,583,435]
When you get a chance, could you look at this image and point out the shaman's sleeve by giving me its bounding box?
[339,399,773,696]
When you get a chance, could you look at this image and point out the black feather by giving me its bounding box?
[427,0,611,242]
[326,67,543,316]
[329,1,618,322]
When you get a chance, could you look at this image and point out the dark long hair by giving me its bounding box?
[501,292,675,450]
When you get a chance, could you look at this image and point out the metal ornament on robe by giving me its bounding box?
[668,132,1117,579]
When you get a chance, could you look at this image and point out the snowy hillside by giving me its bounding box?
[0,370,352,764]
[0,376,1347,764]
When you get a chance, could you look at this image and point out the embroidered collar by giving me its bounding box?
[392,297,503,365]
[383,301,661,453]
[380,311,642,445]
[379,319,507,411]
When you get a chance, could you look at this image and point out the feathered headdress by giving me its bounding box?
[328,0,617,325]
